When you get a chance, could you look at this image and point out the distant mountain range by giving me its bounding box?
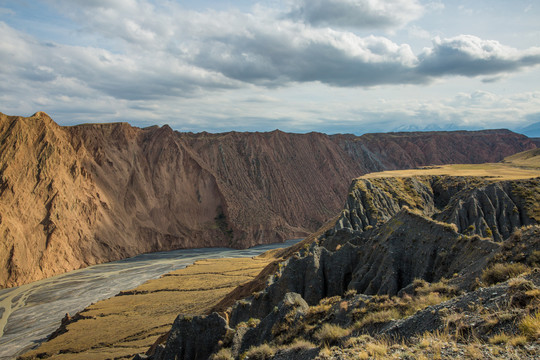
[390,121,540,139]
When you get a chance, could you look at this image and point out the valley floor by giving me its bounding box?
[19,256,276,360]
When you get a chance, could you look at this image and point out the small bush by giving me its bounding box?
[243,343,275,360]
[210,347,233,360]
[405,292,448,316]
[344,334,374,347]
[365,341,388,358]
[414,278,457,297]
[357,351,370,359]
[528,250,540,266]
[520,311,540,340]
[285,338,316,351]
[465,344,483,359]
[525,288,540,298]
[247,318,261,328]
[481,263,529,285]
[314,323,350,346]
[306,303,332,318]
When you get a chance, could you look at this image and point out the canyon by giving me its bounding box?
[0,111,536,288]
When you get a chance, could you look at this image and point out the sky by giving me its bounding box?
[1,0,540,135]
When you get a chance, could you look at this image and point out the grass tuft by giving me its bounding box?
[242,343,275,360]
[481,263,529,285]
[314,323,350,346]
[284,338,316,351]
[354,309,400,328]
[520,311,540,340]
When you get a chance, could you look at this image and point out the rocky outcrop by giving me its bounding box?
[0,112,536,287]
[333,176,539,242]
[150,313,231,360]
[226,208,499,328]
[136,174,539,359]
[435,180,536,241]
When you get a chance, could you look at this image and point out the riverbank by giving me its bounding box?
[19,255,277,360]
[0,240,300,360]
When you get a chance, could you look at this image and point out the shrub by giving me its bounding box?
[405,292,448,316]
[243,343,275,360]
[465,344,483,359]
[413,278,457,297]
[365,341,388,358]
[314,323,350,346]
[525,289,540,298]
[247,318,261,328]
[210,348,234,360]
[528,250,540,266]
[285,338,316,351]
[520,311,540,340]
[481,263,529,285]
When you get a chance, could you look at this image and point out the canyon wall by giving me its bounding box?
[0,111,535,287]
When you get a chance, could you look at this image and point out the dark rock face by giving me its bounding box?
[0,111,536,287]
[227,208,498,329]
[435,181,536,241]
[153,313,231,360]
[334,176,539,242]
[233,293,308,357]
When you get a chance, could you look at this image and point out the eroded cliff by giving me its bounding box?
[143,174,540,360]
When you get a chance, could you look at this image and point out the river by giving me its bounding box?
[0,239,299,359]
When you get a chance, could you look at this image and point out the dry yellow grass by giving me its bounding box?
[20,257,274,360]
[503,148,540,168]
[360,163,540,181]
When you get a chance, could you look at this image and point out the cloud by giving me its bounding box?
[288,0,424,29]
[29,2,540,92]
[3,0,540,131]
[192,24,421,87]
[0,20,241,101]
[416,35,540,77]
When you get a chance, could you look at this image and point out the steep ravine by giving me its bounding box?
[0,111,535,287]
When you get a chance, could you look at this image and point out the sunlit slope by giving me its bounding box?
[502,147,540,169]
[360,149,540,180]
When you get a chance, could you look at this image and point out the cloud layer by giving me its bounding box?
[2,2,539,101]
[289,0,424,29]
[1,0,540,133]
